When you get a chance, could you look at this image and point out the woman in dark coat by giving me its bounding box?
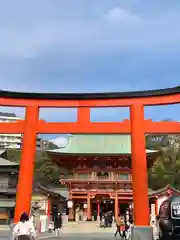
[54,213,62,237]
[104,213,108,228]
[93,210,97,221]
[108,211,113,227]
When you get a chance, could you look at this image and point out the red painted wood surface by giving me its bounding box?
[0,119,179,134]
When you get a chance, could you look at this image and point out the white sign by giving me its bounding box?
[171,202,180,219]
[83,204,87,209]
[31,200,47,210]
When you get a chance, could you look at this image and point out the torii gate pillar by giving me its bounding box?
[130,104,149,226]
[14,106,39,223]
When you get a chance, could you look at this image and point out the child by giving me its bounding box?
[48,221,54,233]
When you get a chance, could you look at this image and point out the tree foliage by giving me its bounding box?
[33,151,62,186]
[147,135,180,190]
[3,143,66,187]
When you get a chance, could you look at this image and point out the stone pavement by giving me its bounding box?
[0,223,116,239]
[39,232,119,240]
[0,231,10,240]
[0,222,159,240]
[60,221,116,233]
[0,231,115,240]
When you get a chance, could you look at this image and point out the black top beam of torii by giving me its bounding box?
[0,86,180,100]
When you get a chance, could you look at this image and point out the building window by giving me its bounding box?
[0,208,7,213]
[78,173,89,179]
[118,173,129,180]
[67,173,73,179]
[0,177,9,189]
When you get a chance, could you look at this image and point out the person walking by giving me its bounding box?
[12,212,36,240]
[93,209,97,222]
[108,211,113,227]
[100,211,103,222]
[114,214,123,237]
[54,213,62,237]
[122,220,129,239]
[104,213,108,228]
[125,219,134,240]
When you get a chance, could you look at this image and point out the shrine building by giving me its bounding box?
[47,134,158,221]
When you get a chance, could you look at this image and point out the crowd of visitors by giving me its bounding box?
[99,210,134,239]
[114,214,133,239]
[11,211,133,239]
[100,210,113,228]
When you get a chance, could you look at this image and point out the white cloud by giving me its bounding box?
[104,7,139,23]
[51,136,68,147]
[0,4,180,59]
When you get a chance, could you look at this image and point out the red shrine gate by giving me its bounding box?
[0,87,179,226]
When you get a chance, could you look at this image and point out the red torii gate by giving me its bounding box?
[0,87,180,225]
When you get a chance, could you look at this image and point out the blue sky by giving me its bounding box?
[0,0,180,139]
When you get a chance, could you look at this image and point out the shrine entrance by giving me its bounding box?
[93,194,114,217]
[0,87,179,226]
[119,203,129,215]
[99,199,114,214]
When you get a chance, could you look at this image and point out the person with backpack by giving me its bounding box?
[12,212,36,240]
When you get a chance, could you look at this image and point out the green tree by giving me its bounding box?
[148,135,180,190]
[3,144,67,187]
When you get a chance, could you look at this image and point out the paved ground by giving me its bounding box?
[0,231,116,240]
[0,223,116,239]
[40,232,117,240]
[0,231,10,240]
[0,222,158,239]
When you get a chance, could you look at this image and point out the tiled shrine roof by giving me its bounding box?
[48,134,157,155]
[0,150,18,166]
[148,184,180,197]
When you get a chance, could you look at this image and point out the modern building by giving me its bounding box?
[0,112,22,149]
[47,134,159,221]
[0,112,53,149]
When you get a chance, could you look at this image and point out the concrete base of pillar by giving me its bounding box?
[131,226,153,240]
